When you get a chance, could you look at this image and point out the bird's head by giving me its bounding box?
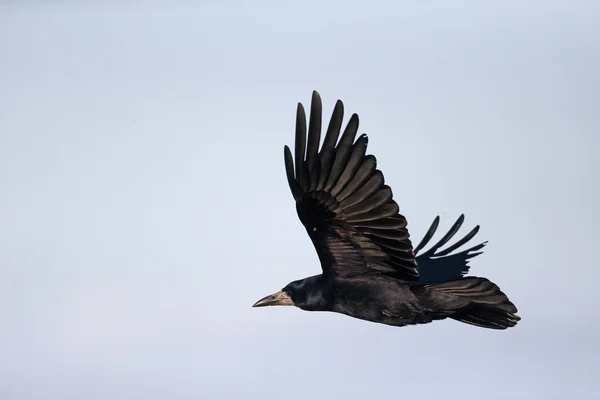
[252,275,330,311]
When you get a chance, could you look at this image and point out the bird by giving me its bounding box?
[253,91,520,330]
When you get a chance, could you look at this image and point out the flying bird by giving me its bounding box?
[253,91,520,330]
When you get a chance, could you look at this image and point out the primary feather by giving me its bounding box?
[284,91,418,281]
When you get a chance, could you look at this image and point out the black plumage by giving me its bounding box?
[253,91,520,330]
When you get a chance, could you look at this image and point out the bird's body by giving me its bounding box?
[254,91,520,330]
[330,275,429,327]
[285,272,502,328]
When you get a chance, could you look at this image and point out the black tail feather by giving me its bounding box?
[426,277,520,330]
[452,305,521,330]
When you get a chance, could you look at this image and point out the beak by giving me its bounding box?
[252,290,294,307]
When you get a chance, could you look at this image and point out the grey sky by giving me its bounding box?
[1,1,599,399]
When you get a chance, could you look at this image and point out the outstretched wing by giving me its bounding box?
[413,215,487,285]
[284,91,419,281]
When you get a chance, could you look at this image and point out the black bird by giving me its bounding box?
[253,91,520,330]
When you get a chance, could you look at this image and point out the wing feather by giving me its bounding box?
[336,155,377,202]
[294,103,309,192]
[306,91,322,191]
[414,216,488,285]
[324,114,359,191]
[285,92,490,284]
[331,134,368,196]
[286,91,418,280]
[336,171,384,211]
[343,187,392,216]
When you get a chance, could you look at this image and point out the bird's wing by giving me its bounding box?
[284,91,419,281]
[413,215,487,285]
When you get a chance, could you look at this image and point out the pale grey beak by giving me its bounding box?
[252,290,294,307]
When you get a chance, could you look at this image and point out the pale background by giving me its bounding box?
[1,1,599,399]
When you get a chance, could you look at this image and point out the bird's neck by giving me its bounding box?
[297,275,334,311]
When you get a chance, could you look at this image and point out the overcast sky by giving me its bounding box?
[1,1,599,399]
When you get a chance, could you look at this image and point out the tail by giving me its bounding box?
[426,277,521,330]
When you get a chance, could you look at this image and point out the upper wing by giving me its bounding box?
[413,215,487,285]
[284,91,419,281]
